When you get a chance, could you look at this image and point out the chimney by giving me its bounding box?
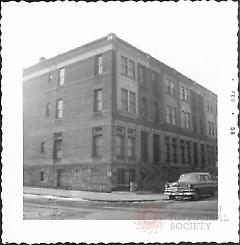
[107,33,116,40]
[39,57,46,63]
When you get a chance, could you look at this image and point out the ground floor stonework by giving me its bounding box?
[23,163,112,192]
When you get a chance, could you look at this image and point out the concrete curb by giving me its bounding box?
[23,190,165,203]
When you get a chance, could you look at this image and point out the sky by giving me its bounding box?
[2,2,237,94]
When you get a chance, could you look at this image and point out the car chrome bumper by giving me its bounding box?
[164,191,195,196]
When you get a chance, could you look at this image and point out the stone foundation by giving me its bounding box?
[23,163,112,192]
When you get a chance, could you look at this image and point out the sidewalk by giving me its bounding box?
[23,186,165,202]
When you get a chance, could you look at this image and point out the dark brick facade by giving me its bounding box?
[23,34,217,192]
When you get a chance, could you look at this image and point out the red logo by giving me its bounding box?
[134,204,164,233]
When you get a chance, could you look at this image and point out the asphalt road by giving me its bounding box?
[23,194,218,220]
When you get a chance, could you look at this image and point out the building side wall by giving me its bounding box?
[23,49,115,191]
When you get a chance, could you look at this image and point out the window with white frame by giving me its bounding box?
[96,55,103,75]
[165,79,175,96]
[128,60,135,78]
[121,88,128,112]
[53,132,63,160]
[180,86,190,102]
[208,121,215,135]
[56,99,63,119]
[182,110,191,129]
[92,127,103,157]
[166,105,177,125]
[59,68,65,86]
[120,56,128,75]
[94,89,103,112]
[138,65,145,84]
[121,88,136,114]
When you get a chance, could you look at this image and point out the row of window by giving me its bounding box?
[46,56,215,119]
[120,56,158,89]
[46,93,215,138]
[48,67,65,86]
[45,89,103,118]
[46,54,103,87]
[40,129,216,167]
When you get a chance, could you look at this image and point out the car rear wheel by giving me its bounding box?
[192,189,199,201]
[169,195,175,200]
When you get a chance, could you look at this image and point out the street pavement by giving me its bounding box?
[23,187,218,220]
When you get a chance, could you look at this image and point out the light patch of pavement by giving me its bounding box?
[23,193,86,202]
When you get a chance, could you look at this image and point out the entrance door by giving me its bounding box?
[56,169,67,188]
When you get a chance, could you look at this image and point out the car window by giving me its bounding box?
[200,175,205,181]
[204,175,211,181]
[179,174,200,182]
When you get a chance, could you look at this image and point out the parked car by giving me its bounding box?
[164,172,218,200]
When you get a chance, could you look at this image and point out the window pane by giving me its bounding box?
[166,106,171,124]
[128,137,134,158]
[164,137,170,162]
[172,107,176,125]
[121,88,128,111]
[128,60,135,78]
[95,135,103,156]
[59,68,65,86]
[170,81,175,95]
[180,86,184,100]
[116,135,124,157]
[121,56,127,75]
[57,100,63,109]
[98,56,103,65]
[182,111,186,127]
[186,113,191,128]
[54,139,62,160]
[56,99,63,119]
[95,89,102,111]
[129,91,136,113]
[165,80,170,94]
[152,71,156,82]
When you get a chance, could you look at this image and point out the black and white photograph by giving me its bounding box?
[2,1,238,243]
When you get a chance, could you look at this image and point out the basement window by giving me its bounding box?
[40,142,45,154]
[39,171,44,181]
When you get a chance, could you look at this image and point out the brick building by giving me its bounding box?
[23,33,217,192]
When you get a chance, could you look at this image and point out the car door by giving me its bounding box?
[204,174,215,195]
[199,174,207,195]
